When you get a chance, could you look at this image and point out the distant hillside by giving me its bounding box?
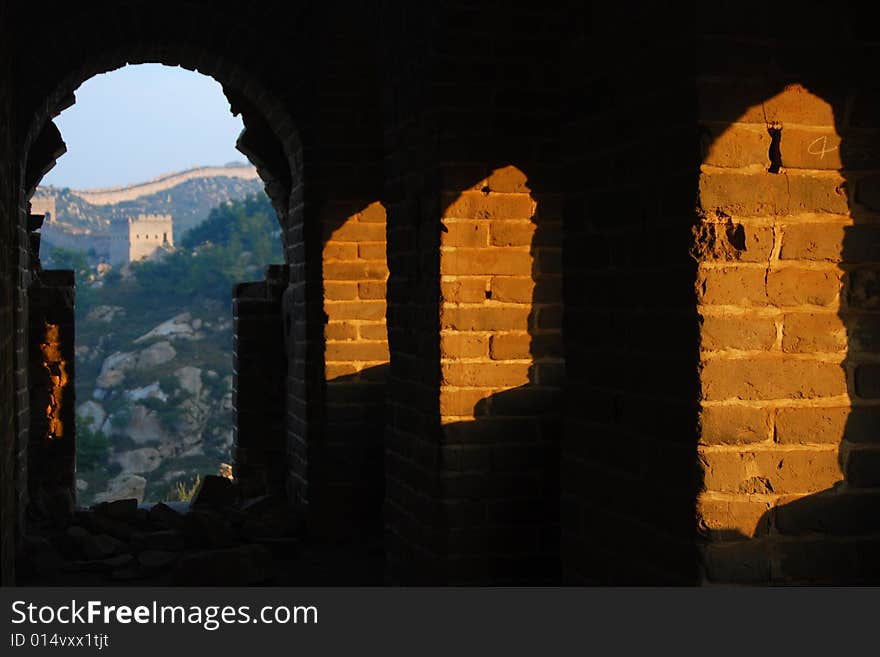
[36,164,265,258]
[65,194,284,505]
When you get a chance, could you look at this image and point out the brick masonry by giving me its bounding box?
[2,1,880,586]
[697,78,880,584]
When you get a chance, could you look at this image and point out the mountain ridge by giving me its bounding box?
[35,164,266,259]
[40,163,260,206]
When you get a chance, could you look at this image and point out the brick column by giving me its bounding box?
[233,264,288,498]
[385,166,564,583]
[437,167,563,583]
[0,1,18,583]
[696,80,880,584]
[27,269,75,520]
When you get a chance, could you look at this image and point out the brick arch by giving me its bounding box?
[10,2,393,557]
[20,46,300,227]
[12,23,307,536]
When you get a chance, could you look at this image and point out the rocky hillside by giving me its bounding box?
[69,194,283,505]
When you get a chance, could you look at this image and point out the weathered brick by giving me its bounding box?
[440,332,489,359]
[701,448,841,494]
[775,538,866,584]
[325,322,358,341]
[779,223,845,261]
[439,388,495,416]
[855,174,880,213]
[697,496,772,538]
[701,122,772,169]
[776,407,848,444]
[324,261,388,281]
[845,449,880,488]
[778,127,843,170]
[441,221,489,247]
[326,363,359,379]
[323,242,358,259]
[442,278,488,303]
[700,538,773,583]
[847,268,880,310]
[855,364,880,399]
[324,300,386,320]
[775,490,880,536]
[490,277,534,303]
[849,316,880,352]
[358,281,386,299]
[356,202,386,223]
[440,248,532,275]
[781,222,880,264]
[324,281,358,300]
[782,313,846,353]
[843,407,880,444]
[325,341,389,361]
[490,221,535,247]
[441,362,530,387]
[489,333,531,360]
[442,191,536,220]
[441,306,530,331]
[358,323,388,340]
[700,315,776,350]
[358,243,386,260]
[766,268,839,306]
[701,356,846,400]
[697,267,767,305]
[700,405,771,444]
[326,221,386,242]
[484,166,530,193]
[699,170,848,216]
[699,82,835,126]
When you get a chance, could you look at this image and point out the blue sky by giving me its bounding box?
[42,64,247,190]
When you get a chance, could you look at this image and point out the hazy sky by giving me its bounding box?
[41,64,247,190]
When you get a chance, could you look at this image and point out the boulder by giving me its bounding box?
[94,473,147,504]
[117,405,167,444]
[96,351,136,388]
[86,305,125,322]
[175,366,203,397]
[125,382,167,402]
[112,447,162,474]
[136,341,176,368]
[76,400,106,430]
[134,313,194,343]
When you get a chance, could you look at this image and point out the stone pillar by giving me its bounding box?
[27,269,75,520]
[233,264,288,498]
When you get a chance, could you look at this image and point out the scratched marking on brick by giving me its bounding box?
[808,135,838,159]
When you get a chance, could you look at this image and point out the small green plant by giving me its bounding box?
[167,474,201,502]
[76,419,110,471]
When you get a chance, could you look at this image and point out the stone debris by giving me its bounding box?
[190,474,236,509]
[17,489,381,586]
